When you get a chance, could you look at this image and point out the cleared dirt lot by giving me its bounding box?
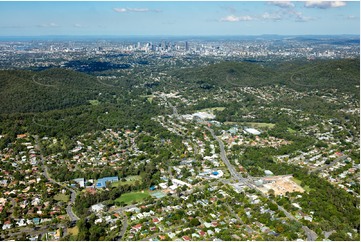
[258,175,305,196]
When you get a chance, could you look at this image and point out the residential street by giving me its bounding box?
[34,136,79,222]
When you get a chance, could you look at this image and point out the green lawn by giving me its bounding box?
[287,127,297,133]
[112,175,142,187]
[292,177,311,192]
[115,191,150,205]
[140,95,155,103]
[244,122,275,129]
[88,100,100,106]
[224,122,238,125]
[54,193,70,203]
[224,122,275,129]
[198,107,225,113]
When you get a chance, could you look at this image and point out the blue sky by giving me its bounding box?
[0,1,359,36]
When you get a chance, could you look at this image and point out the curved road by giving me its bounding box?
[110,204,138,240]
[34,136,79,222]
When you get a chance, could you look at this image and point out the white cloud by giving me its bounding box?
[220,15,254,22]
[74,24,86,28]
[113,7,160,13]
[127,8,150,12]
[304,1,346,9]
[220,8,316,23]
[113,8,127,13]
[38,22,59,28]
[261,12,283,21]
[269,1,295,8]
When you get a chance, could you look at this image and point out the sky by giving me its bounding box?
[0,1,359,36]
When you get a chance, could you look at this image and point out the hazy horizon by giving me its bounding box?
[0,1,359,37]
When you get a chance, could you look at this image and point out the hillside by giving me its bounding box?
[0,59,358,115]
[171,59,359,93]
[277,59,360,93]
[0,68,112,114]
[172,61,276,89]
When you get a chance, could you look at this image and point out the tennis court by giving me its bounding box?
[150,191,167,199]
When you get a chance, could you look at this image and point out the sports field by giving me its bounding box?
[112,175,142,187]
[115,191,150,205]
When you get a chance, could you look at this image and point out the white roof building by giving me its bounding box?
[171,179,192,188]
[91,203,105,213]
[159,182,168,189]
[73,178,85,188]
[244,128,261,135]
[193,112,215,120]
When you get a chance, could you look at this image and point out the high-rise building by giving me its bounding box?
[151,43,156,51]
[185,41,189,51]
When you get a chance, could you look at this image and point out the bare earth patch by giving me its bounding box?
[258,175,305,196]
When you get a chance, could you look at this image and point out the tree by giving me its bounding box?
[269,202,278,211]
[268,189,275,198]
[189,218,201,227]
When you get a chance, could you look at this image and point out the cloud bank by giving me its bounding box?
[304,1,346,9]
[269,1,295,9]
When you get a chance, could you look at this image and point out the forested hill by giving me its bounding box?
[0,68,113,114]
[172,58,359,93]
[172,61,275,88]
[0,58,359,114]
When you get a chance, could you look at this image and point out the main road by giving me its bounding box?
[205,124,318,241]
[204,126,255,188]
[2,224,66,240]
[162,94,253,188]
[161,95,317,241]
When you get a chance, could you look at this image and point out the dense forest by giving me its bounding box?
[172,58,360,93]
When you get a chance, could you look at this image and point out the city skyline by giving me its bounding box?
[0,1,359,37]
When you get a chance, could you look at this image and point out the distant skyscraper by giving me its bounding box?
[185,41,189,51]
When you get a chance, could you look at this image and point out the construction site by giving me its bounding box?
[256,175,305,196]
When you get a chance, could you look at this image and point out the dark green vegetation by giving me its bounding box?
[0,69,101,113]
[0,67,172,148]
[64,60,131,73]
[173,61,274,89]
[173,59,359,93]
[0,68,148,114]
[0,59,358,115]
